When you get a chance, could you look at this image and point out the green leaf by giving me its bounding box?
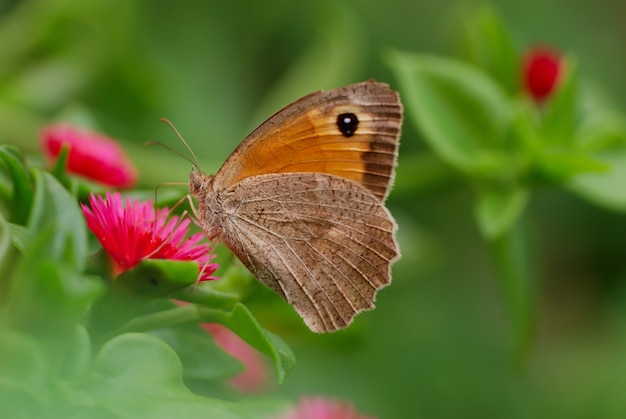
[172,282,240,311]
[536,150,608,183]
[7,222,26,253]
[575,108,626,152]
[567,148,626,211]
[26,169,87,271]
[208,264,256,298]
[509,100,545,156]
[84,333,242,418]
[50,145,71,182]
[0,328,50,408]
[116,259,199,298]
[151,322,244,383]
[0,145,34,225]
[475,184,529,240]
[0,330,50,417]
[198,303,295,384]
[57,325,92,382]
[387,50,512,172]
[87,259,199,338]
[540,59,579,147]
[5,233,102,346]
[460,6,519,94]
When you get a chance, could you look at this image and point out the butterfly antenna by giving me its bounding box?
[145,140,199,170]
[146,118,202,171]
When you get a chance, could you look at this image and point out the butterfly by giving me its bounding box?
[189,80,402,332]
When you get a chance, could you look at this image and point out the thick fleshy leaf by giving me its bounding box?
[567,148,626,211]
[49,146,73,190]
[536,150,607,183]
[6,169,101,345]
[116,259,199,297]
[575,107,626,152]
[151,322,244,382]
[388,50,512,172]
[7,222,26,253]
[475,184,529,240]
[173,282,240,311]
[0,330,50,417]
[84,333,242,418]
[5,231,102,345]
[0,145,34,225]
[563,87,626,209]
[198,303,296,383]
[540,60,578,147]
[25,169,87,271]
[206,264,256,300]
[0,327,94,417]
[57,325,92,382]
[87,260,199,338]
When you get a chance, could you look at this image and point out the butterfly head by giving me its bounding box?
[189,167,213,197]
[189,168,225,241]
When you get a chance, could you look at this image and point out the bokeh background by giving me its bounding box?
[2,0,626,417]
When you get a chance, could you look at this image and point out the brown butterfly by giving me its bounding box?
[190,80,402,332]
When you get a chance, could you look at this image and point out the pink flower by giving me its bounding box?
[275,397,376,419]
[204,323,271,393]
[81,192,218,281]
[522,47,562,103]
[41,123,137,188]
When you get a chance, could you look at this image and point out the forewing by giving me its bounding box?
[213,80,402,202]
[218,172,399,333]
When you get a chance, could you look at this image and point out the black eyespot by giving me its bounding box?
[336,113,359,137]
[149,277,158,286]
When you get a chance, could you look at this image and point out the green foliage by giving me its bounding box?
[0,143,293,417]
[388,6,626,369]
[197,303,296,385]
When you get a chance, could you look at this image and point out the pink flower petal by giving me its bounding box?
[275,397,376,419]
[204,323,271,393]
[41,124,138,188]
[81,192,218,280]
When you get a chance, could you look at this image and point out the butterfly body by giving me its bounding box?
[190,80,402,333]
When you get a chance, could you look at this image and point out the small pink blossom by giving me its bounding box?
[81,192,218,280]
[275,397,376,419]
[522,47,562,103]
[204,323,271,393]
[41,123,137,188]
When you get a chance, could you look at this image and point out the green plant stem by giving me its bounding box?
[489,216,535,366]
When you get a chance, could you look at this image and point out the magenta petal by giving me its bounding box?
[41,124,138,188]
[81,192,218,280]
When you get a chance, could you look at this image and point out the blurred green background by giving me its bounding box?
[3,0,626,417]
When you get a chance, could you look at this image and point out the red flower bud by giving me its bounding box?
[41,124,138,188]
[522,47,562,103]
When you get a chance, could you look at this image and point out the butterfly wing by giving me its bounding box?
[216,172,399,333]
[213,80,402,202]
